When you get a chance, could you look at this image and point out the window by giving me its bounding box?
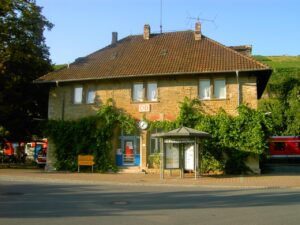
[86,89,96,104]
[147,82,157,101]
[214,79,226,99]
[74,86,83,104]
[133,82,158,102]
[133,83,144,102]
[199,79,211,99]
[150,137,161,154]
[275,142,285,151]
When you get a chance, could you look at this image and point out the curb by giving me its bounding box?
[1,174,300,190]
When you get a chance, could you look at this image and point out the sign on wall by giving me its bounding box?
[139,104,151,112]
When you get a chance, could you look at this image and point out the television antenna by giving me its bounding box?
[160,0,163,33]
[186,12,218,29]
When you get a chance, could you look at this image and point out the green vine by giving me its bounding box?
[45,97,273,174]
[149,98,273,174]
[45,99,137,172]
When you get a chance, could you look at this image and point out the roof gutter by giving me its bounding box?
[33,68,272,84]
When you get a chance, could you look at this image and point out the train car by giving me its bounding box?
[269,136,300,158]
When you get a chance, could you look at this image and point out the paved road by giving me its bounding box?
[1,180,300,225]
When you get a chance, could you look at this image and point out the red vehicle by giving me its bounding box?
[3,142,14,156]
[1,141,26,163]
[269,136,300,158]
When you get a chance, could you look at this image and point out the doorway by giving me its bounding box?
[117,136,140,166]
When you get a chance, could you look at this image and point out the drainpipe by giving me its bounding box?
[56,81,65,120]
[236,70,240,107]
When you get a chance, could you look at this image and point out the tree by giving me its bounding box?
[259,77,300,136]
[0,0,53,140]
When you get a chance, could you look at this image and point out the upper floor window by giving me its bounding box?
[199,79,211,99]
[74,86,83,104]
[133,82,158,102]
[214,79,226,99]
[133,83,144,102]
[147,82,157,101]
[86,88,96,104]
[199,78,226,100]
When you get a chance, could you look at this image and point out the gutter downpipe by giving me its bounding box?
[56,81,65,120]
[236,70,240,107]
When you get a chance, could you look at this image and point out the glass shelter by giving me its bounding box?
[153,126,211,180]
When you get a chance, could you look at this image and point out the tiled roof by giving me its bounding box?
[36,31,271,83]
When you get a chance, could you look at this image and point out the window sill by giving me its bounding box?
[73,102,96,105]
[131,100,159,104]
[199,98,228,101]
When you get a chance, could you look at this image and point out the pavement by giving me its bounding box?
[1,168,300,189]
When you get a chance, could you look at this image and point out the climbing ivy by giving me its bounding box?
[150,97,274,174]
[45,99,137,172]
[46,97,273,174]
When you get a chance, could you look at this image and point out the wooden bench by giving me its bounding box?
[78,155,95,173]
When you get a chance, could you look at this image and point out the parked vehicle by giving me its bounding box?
[25,139,48,165]
[0,141,26,163]
[269,136,300,158]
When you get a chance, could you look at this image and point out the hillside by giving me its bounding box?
[254,55,300,69]
[254,55,300,83]
[254,55,300,135]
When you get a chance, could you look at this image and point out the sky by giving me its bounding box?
[36,0,300,65]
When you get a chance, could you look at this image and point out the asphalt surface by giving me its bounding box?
[1,179,300,225]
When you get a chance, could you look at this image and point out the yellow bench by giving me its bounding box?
[78,155,95,173]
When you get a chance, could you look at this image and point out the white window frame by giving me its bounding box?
[133,83,144,102]
[86,88,96,104]
[214,79,226,99]
[147,82,158,101]
[133,82,158,102]
[199,79,211,99]
[74,86,83,104]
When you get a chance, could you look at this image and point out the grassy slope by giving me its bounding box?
[254,55,300,69]
[254,55,300,85]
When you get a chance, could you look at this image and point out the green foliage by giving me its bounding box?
[148,153,161,169]
[45,99,137,172]
[150,98,273,174]
[0,126,10,143]
[255,55,300,136]
[176,97,203,127]
[53,64,67,71]
[149,120,176,132]
[0,0,53,140]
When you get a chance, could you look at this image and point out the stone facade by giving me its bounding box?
[46,72,259,173]
[48,73,257,121]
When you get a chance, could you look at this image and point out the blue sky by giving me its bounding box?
[36,0,300,65]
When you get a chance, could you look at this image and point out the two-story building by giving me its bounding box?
[36,22,271,172]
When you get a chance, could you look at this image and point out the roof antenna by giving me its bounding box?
[160,0,163,33]
[186,12,218,29]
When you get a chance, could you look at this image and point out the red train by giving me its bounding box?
[269,136,300,158]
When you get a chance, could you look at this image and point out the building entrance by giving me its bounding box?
[116,135,140,166]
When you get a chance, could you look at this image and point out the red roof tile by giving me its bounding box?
[36,31,271,83]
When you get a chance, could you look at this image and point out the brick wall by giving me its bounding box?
[46,73,258,171]
[48,73,257,121]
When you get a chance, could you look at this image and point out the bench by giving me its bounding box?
[78,155,95,173]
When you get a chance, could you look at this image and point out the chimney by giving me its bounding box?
[112,32,118,44]
[229,45,253,56]
[194,21,201,41]
[143,24,151,40]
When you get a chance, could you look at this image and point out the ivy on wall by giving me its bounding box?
[149,97,273,174]
[46,97,273,174]
[45,99,136,171]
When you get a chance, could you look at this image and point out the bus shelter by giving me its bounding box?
[152,126,211,180]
